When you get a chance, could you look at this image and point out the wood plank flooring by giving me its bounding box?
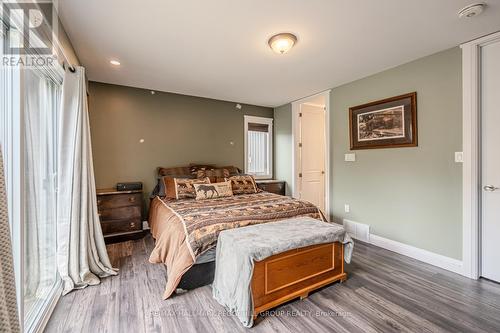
[45,234,500,333]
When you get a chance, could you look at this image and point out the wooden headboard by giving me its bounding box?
[157,164,242,177]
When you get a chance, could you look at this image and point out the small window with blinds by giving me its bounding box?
[244,116,273,179]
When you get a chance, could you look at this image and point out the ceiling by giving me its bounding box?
[57,0,500,107]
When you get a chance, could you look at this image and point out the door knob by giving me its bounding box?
[483,185,499,192]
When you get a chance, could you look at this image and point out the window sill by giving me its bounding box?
[249,174,273,180]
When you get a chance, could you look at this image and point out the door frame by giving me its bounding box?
[291,90,331,218]
[461,31,500,279]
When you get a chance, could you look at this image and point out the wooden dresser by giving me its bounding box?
[97,188,144,243]
[256,180,286,196]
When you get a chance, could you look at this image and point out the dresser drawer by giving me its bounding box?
[100,218,142,235]
[98,205,141,221]
[257,181,286,196]
[97,193,142,210]
[96,188,144,243]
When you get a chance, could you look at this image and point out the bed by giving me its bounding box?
[148,165,326,299]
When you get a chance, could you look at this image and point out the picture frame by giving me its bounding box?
[349,92,417,150]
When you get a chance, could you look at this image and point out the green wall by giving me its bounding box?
[274,47,463,259]
[88,82,273,201]
[274,104,293,195]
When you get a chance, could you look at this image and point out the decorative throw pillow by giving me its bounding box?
[193,181,233,200]
[153,174,194,198]
[157,166,191,177]
[163,177,210,199]
[225,175,258,195]
[219,165,242,175]
[189,164,216,175]
[196,168,230,183]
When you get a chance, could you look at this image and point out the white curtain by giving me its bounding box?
[56,67,117,295]
[247,131,269,174]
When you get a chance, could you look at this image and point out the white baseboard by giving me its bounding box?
[369,234,464,275]
[342,219,464,275]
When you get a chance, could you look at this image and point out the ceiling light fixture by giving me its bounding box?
[268,33,297,54]
[458,3,485,18]
[110,60,121,66]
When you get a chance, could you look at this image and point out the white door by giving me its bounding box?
[299,104,326,212]
[481,40,500,282]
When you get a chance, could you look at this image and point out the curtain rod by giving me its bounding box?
[40,2,77,72]
[51,34,76,72]
[0,2,76,72]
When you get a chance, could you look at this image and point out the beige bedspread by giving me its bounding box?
[148,192,325,299]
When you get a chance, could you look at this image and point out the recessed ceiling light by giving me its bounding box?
[458,3,485,18]
[110,60,121,66]
[268,33,297,54]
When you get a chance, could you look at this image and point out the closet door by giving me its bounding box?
[481,40,500,282]
[298,104,326,212]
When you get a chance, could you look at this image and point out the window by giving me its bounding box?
[1,65,63,332]
[1,14,63,332]
[244,116,273,179]
[23,67,61,332]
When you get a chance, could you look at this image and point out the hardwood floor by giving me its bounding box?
[45,234,500,333]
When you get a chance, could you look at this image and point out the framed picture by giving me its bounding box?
[349,92,417,150]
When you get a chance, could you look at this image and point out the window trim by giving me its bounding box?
[244,115,273,179]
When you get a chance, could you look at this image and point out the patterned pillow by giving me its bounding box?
[193,181,233,200]
[153,174,194,198]
[157,166,191,177]
[196,168,230,183]
[225,175,258,195]
[189,164,216,175]
[219,166,242,175]
[163,177,210,199]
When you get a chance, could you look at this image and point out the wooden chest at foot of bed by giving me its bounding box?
[251,242,346,317]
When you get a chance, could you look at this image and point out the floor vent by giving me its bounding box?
[343,219,370,242]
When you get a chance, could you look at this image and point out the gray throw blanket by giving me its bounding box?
[212,217,353,327]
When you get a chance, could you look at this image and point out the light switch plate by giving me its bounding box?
[345,153,356,162]
[344,204,350,213]
[455,152,464,163]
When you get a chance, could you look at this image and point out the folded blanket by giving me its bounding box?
[212,217,353,327]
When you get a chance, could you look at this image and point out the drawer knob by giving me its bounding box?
[129,197,136,203]
[130,222,136,228]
